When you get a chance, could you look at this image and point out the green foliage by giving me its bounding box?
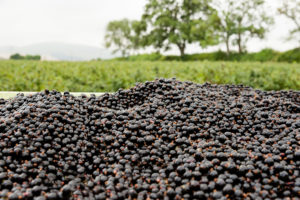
[24,55,41,60]
[117,48,299,62]
[0,60,299,92]
[278,0,300,46]
[240,49,280,62]
[10,53,23,60]
[103,0,276,57]
[213,0,274,54]
[182,51,228,61]
[141,0,219,56]
[105,19,145,57]
[10,53,41,60]
[277,48,300,63]
[114,53,163,61]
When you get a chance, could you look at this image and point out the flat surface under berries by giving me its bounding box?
[0,92,105,99]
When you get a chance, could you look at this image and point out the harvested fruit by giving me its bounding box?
[0,79,299,199]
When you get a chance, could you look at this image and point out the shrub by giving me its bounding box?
[25,55,41,60]
[10,53,41,60]
[114,53,163,61]
[277,48,300,63]
[240,49,280,62]
[112,48,300,63]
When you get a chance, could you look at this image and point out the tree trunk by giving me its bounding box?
[237,32,242,54]
[121,50,126,58]
[225,36,230,55]
[178,43,186,57]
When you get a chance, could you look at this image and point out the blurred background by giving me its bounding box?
[0,0,299,92]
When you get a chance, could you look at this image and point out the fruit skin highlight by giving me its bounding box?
[0,78,299,199]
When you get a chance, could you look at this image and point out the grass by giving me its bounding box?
[0,60,299,92]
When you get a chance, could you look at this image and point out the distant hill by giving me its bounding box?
[0,42,117,61]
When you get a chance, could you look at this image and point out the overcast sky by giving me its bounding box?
[0,0,298,55]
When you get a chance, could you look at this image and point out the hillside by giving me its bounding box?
[0,42,117,61]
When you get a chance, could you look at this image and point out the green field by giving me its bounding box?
[0,60,299,92]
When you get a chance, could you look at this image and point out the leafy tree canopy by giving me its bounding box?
[213,0,273,54]
[278,0,300,46]
[142,0,219,56]
[105,19,146,57]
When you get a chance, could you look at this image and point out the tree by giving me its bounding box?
[278,0,300,47]
[142,0,219,57]
[213,0,273,54]
[104,19,145,57]
[10,53,41,60]
[10,53,23,60]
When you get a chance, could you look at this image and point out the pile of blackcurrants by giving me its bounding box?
[0,79,299,199]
